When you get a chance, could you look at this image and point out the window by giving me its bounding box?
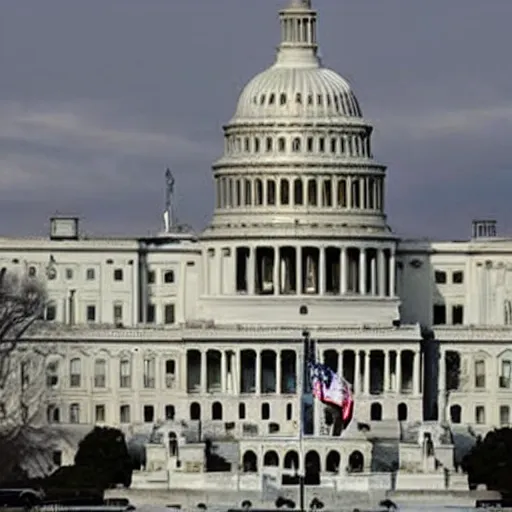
[165,359,176,388]
[95,404,106,423]
[452,305,464,325]
[165,405,175,420]
[475,360,486,389]
[433,304,446,325]
[114,268,123,281]
[239,403,246,419]
[435,270,447,284]
[286,403,293,421]
[319,137,325,153]
[65,268,73,280]
[164,304,175,324]
[113,303,123,324]
[147,270,155,284]
[144,405,154,423]
[143,357,156,388]
[52,451,62,467]
[278,137,286,152]
[86,268,95,280]
[147,304,156,323]
[261,402,270,420]
[69,358,81,387]
[47,404,60,423]
[28,266,37,277]
[475,405,485,425]
[94,359,106,388]
[46,302,57,321]
[86,305,96,322]
[307,137,314,152]
[120,405,130,423]
[164,270,175,284]
[266,137,273,152]
[212,402,223,420]
[46,361,59,388]
[452,271,464,284]
[20,361,30,390]
[500,405,510,426]
[69,403,80,424]
[500,359,511,388]
[120,359,131,388]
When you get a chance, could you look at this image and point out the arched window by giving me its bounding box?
[242,450,258,472]
[307,179,317,206]
[267,180,276,206]
[397,402,408,421]
[351,179,360,208]
[292,137,301,152]
[370,402,382,421]
[294,179,303,205]
[337,179,347,207]
[278,137,286,152]
[450,404,462,424]
[190,402,201,420]
[325,450,340,473]
[284,450,299,470]
[279,93,287,105]
[280,179,290,205]
[255,179,263,206]
[212,401,223,420]
[263,450,279,467]
[244,179,252,205]
[348,451,364,473]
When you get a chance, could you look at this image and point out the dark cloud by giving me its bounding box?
[0,0,510,239]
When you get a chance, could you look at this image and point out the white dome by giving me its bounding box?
[233,65,362,121]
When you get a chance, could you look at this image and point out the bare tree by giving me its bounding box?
[0,268,53,481]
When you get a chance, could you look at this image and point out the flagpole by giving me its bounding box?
[299,329,310,512]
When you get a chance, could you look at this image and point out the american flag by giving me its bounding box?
[308,360,354,430]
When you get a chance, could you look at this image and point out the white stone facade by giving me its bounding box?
[0,0,509,487]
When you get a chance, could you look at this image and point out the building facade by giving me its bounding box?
[1,0,511,486]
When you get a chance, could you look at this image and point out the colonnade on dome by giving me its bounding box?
[215,173,384,213]
[204,243,396,297]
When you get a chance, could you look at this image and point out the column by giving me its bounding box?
[319,247,326,295]
[273,246,280,295]
[248,247,255,295]
[378,249,386,297]
[338,351,344,379]
[255,350,261,394]
[370,254,377,296]
[340,247,347,295]
[364,351,371,395]
[217,250,223,296]
[276,351,282,394]
[439,350,447,422]
[296,247,302,294]
[354,350,361,395]
[396,350,402,394]
[390,249,396,297]
[221,350,227,393]
[201,350,207,394]
[359,248,366,295]
[234,350,241,395]
[384,350,390,392]
[180,352,188,392]
[413,351,420,395]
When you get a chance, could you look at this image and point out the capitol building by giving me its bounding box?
[4,0,512,495]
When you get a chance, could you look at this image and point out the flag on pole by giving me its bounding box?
[308,360,354,430]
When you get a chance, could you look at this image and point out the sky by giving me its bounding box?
[1,0,511,240]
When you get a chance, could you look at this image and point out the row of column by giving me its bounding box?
[187,347,422,396]
[323,349,421,396]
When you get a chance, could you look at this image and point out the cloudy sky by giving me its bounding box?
[1,0,511,240]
